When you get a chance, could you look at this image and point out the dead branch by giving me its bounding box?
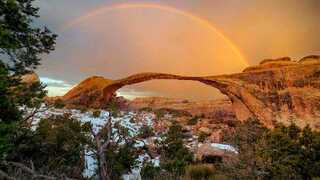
[22,105,51,128]
[0,161,69,180]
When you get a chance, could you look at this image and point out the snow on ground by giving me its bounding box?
[26,105,237,179]
[28,106,157,178]
[211,143,238,154]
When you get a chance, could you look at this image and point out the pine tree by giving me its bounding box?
[0,0,56,159]
[159,122,193,177]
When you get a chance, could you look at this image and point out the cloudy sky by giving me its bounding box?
[35,0,320,100]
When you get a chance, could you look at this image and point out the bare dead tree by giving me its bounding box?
[21,104,51,128]
[90,115,113,180]
[88,110,146,180]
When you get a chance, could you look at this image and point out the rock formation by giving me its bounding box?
[62,76,114,108]
[128,97,236,123]
[61,55,320,128]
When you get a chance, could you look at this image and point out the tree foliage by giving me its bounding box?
[158,122,193,176]
[0,0,57,73]
[2,114,90,179]
[0,0,56,159]
[223,119,320,180]
[259,124,320,180]
[0,63,20,157]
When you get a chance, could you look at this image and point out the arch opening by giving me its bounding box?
[116,79,228,101]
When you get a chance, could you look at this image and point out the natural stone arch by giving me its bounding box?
[99,72,274,128]
[62,56,320,129]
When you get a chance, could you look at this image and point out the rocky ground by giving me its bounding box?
[127,96,237,142]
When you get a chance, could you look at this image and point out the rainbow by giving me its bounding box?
[63,3,248,66]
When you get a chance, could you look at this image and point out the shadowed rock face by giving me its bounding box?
[62,56,320,128]
[62,76,114,108]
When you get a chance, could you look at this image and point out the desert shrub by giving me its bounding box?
[155,110,165,120]
[106,100,120,117]
[141,162,162,179]
[53,99,65,109]
[158,122,193,176]
[105,142,138,179]
[222,118,268,179]
[198,132,209,143]
[187,116,199,125]
[185,164,215,180]
[7,114,90,178]
[257,124,320,179]
[92,109,101,118]
[138,125,155,139]
[221,118,320,179]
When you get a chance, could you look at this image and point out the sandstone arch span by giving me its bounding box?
[62,56,320,129]
[99,72,274,128]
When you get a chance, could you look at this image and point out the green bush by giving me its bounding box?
[185,164,215,180]
[104,141,139,179]
[222,119,320,179]
[138,125,155,138]
[159,122,193,176]
[106,100,119,117]
[141,162,161,179]
[92,109,101,118]
[9,114,90,178]
[155,110,164,120]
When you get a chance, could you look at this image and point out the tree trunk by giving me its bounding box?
[98,150,109,180]
[95,116,112,180]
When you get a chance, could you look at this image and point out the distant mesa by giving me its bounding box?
[299,55,320,64]
[57,55,320,129]
[259,55,320,65]
[259,56,292,65]
[243,55,320,72]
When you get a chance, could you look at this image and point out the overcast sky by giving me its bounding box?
[34,0,320,100]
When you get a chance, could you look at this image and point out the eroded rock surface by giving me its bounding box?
[61,55,320,128]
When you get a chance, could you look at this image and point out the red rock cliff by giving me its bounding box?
[61,55,320,128]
